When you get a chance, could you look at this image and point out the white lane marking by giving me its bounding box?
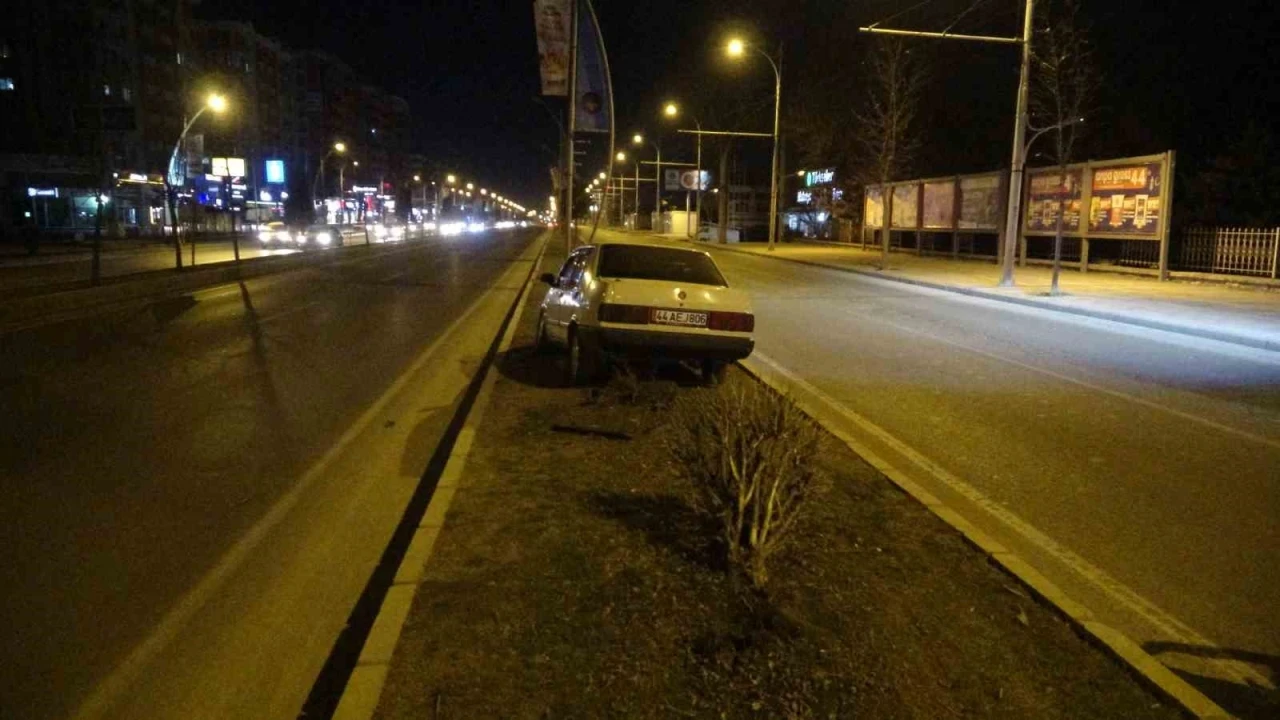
[70,246,540,720]
[861,313,1280,450]
[746,350,1274,690]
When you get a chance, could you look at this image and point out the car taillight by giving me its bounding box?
[708,311,754,332]
[598,304,650,325]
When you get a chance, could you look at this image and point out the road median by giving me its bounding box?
[358,243,1188,719]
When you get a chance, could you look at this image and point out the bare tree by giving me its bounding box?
[853,39,926,264]
[1029,0,1100,294]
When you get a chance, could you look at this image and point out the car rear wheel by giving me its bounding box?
[535,312,553,354]
[566,328,601,386]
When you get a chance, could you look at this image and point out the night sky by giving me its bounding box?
[201,0,1276,209]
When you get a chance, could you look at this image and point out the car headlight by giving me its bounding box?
[316,232,333,245]
[258,231,271,242]
[392,226,404,236]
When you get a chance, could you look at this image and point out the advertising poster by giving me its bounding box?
[573,1,611,133]
[864,187,884,229]
[958,174,1001,229]
[1024,168,1083,233]
[532,0,571,96]
[1088,162,1163,236]
[891,183,918,229]
[922,180,955,228]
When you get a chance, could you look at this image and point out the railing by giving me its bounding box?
[1177,226,1279,278]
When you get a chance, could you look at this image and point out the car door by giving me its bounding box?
[545,248,591,343]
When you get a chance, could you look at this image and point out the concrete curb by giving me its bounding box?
[329,233,550,720]
[0,236,397,333]
[736,356,1231,720]
[656,233,1279,353]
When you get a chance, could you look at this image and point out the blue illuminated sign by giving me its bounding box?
[265,160,285,184]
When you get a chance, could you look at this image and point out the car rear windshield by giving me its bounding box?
[596,245,727,286]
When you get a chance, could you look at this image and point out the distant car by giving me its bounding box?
[537,241,754,385]
[369,221,407,243]
[299,224,340,249]
[257,221,298,248]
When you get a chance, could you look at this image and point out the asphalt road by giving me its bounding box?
[0,228,542,720]
[596,229,1280,715]
[0,231,369,294]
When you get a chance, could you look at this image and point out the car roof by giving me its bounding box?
[582,240,711,256]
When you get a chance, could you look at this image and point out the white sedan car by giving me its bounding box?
[537,241,754,384]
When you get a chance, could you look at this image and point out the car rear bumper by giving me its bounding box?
[582,326,753,361]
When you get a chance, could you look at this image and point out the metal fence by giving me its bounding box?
[1177,226,1280,278]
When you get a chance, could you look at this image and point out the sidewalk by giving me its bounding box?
[657,233,1280,352]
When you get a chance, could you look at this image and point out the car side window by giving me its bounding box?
[563,249,591,288]
[556,254,579,286]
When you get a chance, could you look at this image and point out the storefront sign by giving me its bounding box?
[796,190,812,204]
[804,168,835,187]
[27,187,59,198]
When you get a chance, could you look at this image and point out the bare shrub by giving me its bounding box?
[667,380,825,588]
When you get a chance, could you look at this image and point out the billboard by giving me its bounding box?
[864,186,884,229]
[890,184,918,229]
[664,169,709,191]
[532,0,571,96]
[922,180,955,229]
[1024,168,1084,233]
[958,174,1002,230]
[1088,161,1164,237]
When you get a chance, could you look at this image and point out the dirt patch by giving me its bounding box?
[374,251,1182,719]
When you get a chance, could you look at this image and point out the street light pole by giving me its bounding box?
[726,40,782,251]
[999,0,1036,286]
[165,94,226,270]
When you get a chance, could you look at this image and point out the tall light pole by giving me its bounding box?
[664,102,702,238]
[311,141,346,216]
[859,0,1033,285]
[633,133,661,227]
[727,38,782,251]
[615,151,628,223]
[165,92,227,269]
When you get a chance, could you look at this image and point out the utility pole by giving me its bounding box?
[859,0,1030,284]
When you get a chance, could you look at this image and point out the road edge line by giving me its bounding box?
[647,233,1278,353]
[326,232,551,720]
[735,354,1232,720]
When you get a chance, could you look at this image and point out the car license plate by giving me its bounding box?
[652,309,708,327]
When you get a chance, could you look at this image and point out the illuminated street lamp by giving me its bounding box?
[466,182,474,191]
[615,151,627,162]
[663,101,704,237]
[726,37,782,251]
[633,132,662,221]
[446,174,457,185]
[312,140,347,214]
[165,92,228,269]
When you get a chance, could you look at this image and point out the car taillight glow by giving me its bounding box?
[707,311,755,332]
[598,304,650,325]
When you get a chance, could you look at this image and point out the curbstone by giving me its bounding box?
[735,357,1231,720]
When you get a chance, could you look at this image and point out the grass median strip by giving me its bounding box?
[373,259,1182,718]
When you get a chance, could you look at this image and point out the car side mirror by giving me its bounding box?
[540,272,558,287]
